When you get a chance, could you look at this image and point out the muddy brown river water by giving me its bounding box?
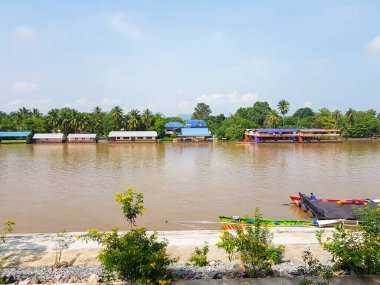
[1,140,379,233]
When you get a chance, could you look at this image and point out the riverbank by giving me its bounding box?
[0,228,337,283]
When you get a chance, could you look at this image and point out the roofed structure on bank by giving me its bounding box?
[33,133,64,143]
[0,131,31,144]
[185,120,206,128]
[177,128,212,142]
[67,133,97,143]
[108,131,158,143]
[165,122,184,135]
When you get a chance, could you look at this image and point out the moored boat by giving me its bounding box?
[219,215,318,227]
[290,195,366,206]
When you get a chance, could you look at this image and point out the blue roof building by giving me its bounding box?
[165,122,184,128]
[0,131,31,144]
[185,120,206,128]
[180,128,211,137]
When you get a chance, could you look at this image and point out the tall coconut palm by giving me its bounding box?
[277,99,290,126]
[127,109,141,130]
[264,110,280,128]
[141,108,153,129]
[110,106,124,130]
[46,109,61,131]
[346,108,355,125]
[332,110,342,128]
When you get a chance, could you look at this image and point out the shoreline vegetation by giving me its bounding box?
[1,101,380,141]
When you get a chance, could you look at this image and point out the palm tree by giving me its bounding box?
[32,108,42,117]
[277,99,290,126]
[332,110,342,128]
[46,109,60,131]
[110,106,124,130]
[127,109,141,130]
[264,110,280,128]
[346,108,355,125]
[141,109,153,130]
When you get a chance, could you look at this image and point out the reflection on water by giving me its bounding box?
[0,140,379,233]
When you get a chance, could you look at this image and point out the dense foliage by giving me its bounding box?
[316,205,380,275]
[1,101,380,140]
[82,190,175,284]
[216,208,285,278]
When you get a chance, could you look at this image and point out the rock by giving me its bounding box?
[87,274,101,284]
[233,263,245,272]
[68,276,78,283]
[19,278,31,285]
[29,276,40,284]
[334,270,345,276]
[54,274,63,283]
[208,260,216,266]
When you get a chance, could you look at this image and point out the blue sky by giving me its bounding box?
[1,1,380,116]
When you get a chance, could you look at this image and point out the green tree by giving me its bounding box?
[141,109,153,130]
[250,101,272,126]
[264,110,280,128]
[127,109,141,130]
[192,102,212,119]
[277,99,290,126]
[293,107,314,119]
[109,106,124,130]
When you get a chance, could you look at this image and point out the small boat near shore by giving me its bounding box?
[290,195,366,206]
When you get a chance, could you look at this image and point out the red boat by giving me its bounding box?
[290,196,366,206]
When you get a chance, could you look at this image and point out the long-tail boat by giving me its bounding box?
[290,196,366,206]
[219,215,318,227]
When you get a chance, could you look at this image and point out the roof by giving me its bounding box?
[299,129,341,133]
[255,129,298,133]
[180,128,210,136]
[33,133,64,139]
[0,131,31,138]
[165,122,184,128]
[185,120,206,128]
[68,133,97,138]
[108,131,158,137]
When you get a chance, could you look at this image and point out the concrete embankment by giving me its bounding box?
[1,227,334,266]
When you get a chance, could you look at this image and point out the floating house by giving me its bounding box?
[178,128,212,142]
[33,133,64,143]
[108,131,158,143]
[298,129,341,142]
[244,129,341,143]
[165,122,184,135]
[67,133,97,143]
[0,131,31,144]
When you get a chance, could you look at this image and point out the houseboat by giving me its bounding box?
[243,129,342,143]
[0,131,31,144]
[108,131,158,143]
[177,128,212,142]
[67,133,97,143]
[33,133,64,143]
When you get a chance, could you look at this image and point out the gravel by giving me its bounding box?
[0,261,331,283]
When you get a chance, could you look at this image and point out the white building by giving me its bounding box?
[108,131,158,143]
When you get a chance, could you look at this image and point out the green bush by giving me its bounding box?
[187,242,209,267]
[316,205,380,274]
[297,249,334,285]
[216,208,285,278]
[0,220,15,284]
[82,189,175,284]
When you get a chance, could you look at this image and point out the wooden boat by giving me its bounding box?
[219,215,317,227]
[290,196,366,206]
[219,216,357,229]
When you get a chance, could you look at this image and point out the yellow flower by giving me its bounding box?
[146,279,151,284]
[158,280,167,285]
[150,262,156,268]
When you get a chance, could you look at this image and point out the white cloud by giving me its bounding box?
[3,98,52,112]
[195,91,258,106]
[108,13,144,39]
[12,81,38,93]
[211,31,225,42]
[100,97,122,106]
[365,36,380,54]
[12,26,38,41]
[63,98,89,108]
[177,91,258,114]
[302,101,313,108]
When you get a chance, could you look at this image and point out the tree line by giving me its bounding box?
[1,100,380,140]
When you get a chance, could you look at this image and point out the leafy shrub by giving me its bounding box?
[0,220,15,284]
[187,242,209,267]
[216,208,285,278]
[316,205,380,274]
[115,188,145,228]
[297,249,334,285]
[82,189,175,284]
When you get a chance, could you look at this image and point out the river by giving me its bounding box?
[0,140,379,233]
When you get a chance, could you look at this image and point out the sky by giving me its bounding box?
[0,0,380,116]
